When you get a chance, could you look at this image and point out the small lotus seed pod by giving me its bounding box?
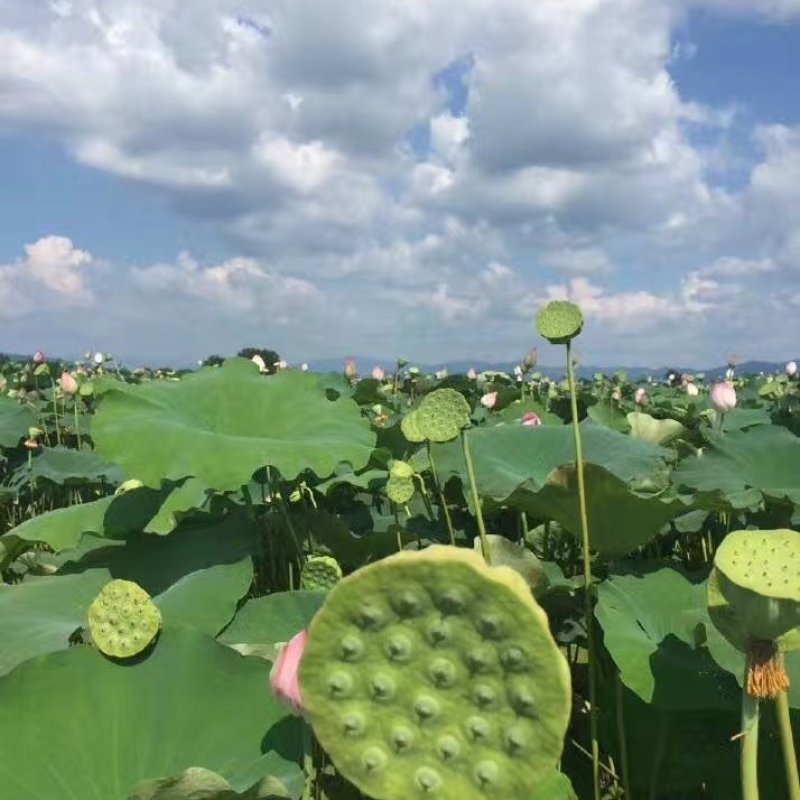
[390,460,415,479]
[535,300,583,345]
[386,474,414,504]
[416,388,471,442]
[400,409,427,443]
[299,545,571,800]
[300,555,343,592]
[87,579,161,659]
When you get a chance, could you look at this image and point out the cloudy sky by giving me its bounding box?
[1,0,799,369]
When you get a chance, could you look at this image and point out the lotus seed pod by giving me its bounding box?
[707,529,800,654]
[88,579,161,659]
[301,556,344,592]
[386,475,415,504]
[390,460,415,480]
[401,410,427,443]
[416,389,471,443]
[535,301,584,345]
[299,545,571,800]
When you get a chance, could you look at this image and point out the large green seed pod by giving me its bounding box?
[535,301,583,345]
[88,579,161,658]
[299,546,571,800]
[390,460,415,480]
[401,410,427,443]
[416,389,471,443]
[301,556,344,592]
[707,529,800,654]
[386,475,415,504]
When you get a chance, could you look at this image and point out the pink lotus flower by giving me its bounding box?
[634,387,648,406]
[467,368,477,380]
[270,629,308,716]
[710,381,736,413]
[371,366,385,381]
[343,358,357,379]
[59,372,78,395]
[33,351,45,364]
[481,391,498,409]
[521,411,542,426]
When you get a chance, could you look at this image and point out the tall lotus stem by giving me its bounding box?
[741,684,760,800]
[427,443,456,545]
[462,429,491,564]
[776,690,800,800]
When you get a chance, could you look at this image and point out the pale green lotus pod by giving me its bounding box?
[115,478,144,495]
[535,301,583,345]
[299,545,572,800]
[416,389,471,443]
[386,475,414,504]
[401,410,427,443]
[88,579,161,659]
[301,555,344,592]
[707,529,800,654]
[390,460,415,479]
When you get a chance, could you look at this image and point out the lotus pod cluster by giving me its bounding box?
[88,579,161,658]
[386,460,416,504]
[299,545,571,800]
[708,529,800,653]
[410,389,471,443]
[535,301,584,345]
[301,555,344,592]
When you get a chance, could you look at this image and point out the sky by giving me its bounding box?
[1,0,799,369]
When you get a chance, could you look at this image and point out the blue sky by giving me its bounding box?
[1,0,799,369]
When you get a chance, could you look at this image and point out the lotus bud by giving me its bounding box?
[467,368,477,380]
[269,629,309,716]
[685,381,699,397]
[33,351,45,364]
[513,365,523,380]
[371,366,385,381]
[521,411,542,426]
[343,358,357,379]
[24,438,39,450]
[301,363,309,371]
[710,381,736,413]
[93,351,104,365]
[59,372,78,395]
[251,354,267,373]
[522,348,538,371]
[481,391,498,409]
[634,387,648,406]
[435,368,448,379]
[787,361,798,378]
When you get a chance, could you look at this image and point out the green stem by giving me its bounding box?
[462,429,490,563]
[73,400,82,450]
[51,381,62,446]
[775,690,800,800]
[615,671,632,799]
[427,443,456,546]
[302,723,315,800]
[741,686,760,800]
[565,341,600,800]
[648,716,669,800]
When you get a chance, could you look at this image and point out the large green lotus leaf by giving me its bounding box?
[432,422,669,502]
[0,626,291,800]
[626,412,686,446]
[471,534,552,596]
[0,396,37,448]
[30,445,123,485]
[218,590,325,659]
[493,400,563,427]
[0,568,110,676]
[145,478,210,535]
[155,558,254,637]
[128,762,303,800]
[91,360,376,490]
[513,463,687,555]
[674,425,800,507]
[4,486,171,553]
[586,401,630,433]
[595,567,741,710]
[60,510,259,596]
[530,771,577,799]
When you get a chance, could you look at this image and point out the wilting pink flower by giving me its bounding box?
[371,366,385,381]
[33,351,45,364]
[480,391,498,409]
[634,387,648,406]
[467,368,477,380]
[521,411,542,426]
[710,381,737,413]
[270,629,308,716]
[787,361,798,378]
[344,358,357,379]
[59,372,78,395]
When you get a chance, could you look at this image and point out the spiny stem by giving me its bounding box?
[775,689,800,800]
[462,429,490,564]
[741,686,760,800]
[565,340,600,800]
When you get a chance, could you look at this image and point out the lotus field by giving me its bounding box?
[1,301,800,800]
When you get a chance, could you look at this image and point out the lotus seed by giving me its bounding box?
[361,746,387,773]
[505,724,527,755]
[472,683,498,708]
[500,645,528,671]
[415,766,442,793]
[428,657,458,688]
[426,619,451,647]
[339,634,364,661]
[436,588,467,614]
[342,712,366,736]
[327,670,354,697]
[369,673,396,701]
[384,632,413,661]
[413,694,440,722]
[357,603,386,630]
[466,715,491,741]
[390,724,415,752]
[465,644,495,673]
[436,734,461,761]
[508,681,537,716]
[474,760,500,788]
[478,612,505,640]
[392,589,426,617]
